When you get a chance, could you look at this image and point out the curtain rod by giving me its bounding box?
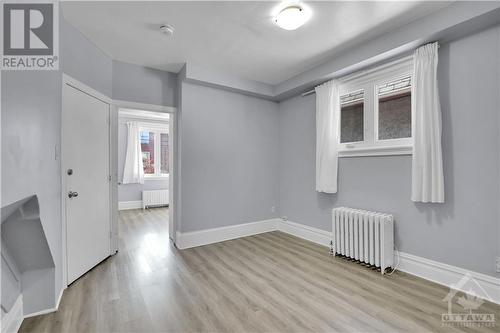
[302,42,440,97]
[301,54,414,97]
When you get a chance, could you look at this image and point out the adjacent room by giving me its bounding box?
[1,1,500,333]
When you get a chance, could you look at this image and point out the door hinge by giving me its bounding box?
[108,175,112,182]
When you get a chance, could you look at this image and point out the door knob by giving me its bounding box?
[68,191,79,198]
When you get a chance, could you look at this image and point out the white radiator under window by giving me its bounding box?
[332,207,394,274]
[142,190,169,209]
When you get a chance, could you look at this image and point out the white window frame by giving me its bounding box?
[338,57,413,157]
[139,124,169,180]
[339,89,365,145]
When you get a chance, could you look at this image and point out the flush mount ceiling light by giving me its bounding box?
[274,4,310,30]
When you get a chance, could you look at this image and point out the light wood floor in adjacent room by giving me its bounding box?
[20,208,499,333]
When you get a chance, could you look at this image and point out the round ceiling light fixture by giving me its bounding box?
[274,4,310,30]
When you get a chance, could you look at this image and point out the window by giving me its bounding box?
[160,133,169,174]
[340,90,364,143]
[139,127,169,178]
[338,58,413,156]
[141,131,155,174]
[376,76,411,140]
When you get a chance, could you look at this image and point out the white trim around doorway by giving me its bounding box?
[61,75,179,288]
[114,99,178,245]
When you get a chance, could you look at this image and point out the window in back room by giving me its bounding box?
[141,131,156,174]
[160,133,169,174]
[139,128,168,178]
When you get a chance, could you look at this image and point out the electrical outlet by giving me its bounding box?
[496,257,500,273]
[271,206,275,213]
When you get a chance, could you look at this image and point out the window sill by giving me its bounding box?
[144,175,169,181]
[338,145,412,158]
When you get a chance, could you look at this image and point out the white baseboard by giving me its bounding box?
[176,219,279,250]
[397,251,500,305]
[281,220,500,305]
[23,287,64,319]
[1,295,23,333]
[56,287,64,309]
[278,220,331,247]
[179,217,500,305]
[118,200,142,210]
[1,287,65,332]
[24,306,55,318]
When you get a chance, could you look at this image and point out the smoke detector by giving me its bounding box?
[160,24,174,36]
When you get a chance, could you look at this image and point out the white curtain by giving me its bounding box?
[122,122,144,184]
[411,42,444,203]
[315,80,340,193]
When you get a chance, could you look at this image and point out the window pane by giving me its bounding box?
[160,133,169,174]
[140,131,155,174]
[340,90,364,143]
[378,77,411,140]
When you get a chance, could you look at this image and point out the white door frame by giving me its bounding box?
[62,77,179,287]
[113,100,178,245]
[61,74,113,288]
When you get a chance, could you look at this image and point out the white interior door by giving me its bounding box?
[63,83,111,284]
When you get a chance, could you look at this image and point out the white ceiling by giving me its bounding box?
[61,1,452,85]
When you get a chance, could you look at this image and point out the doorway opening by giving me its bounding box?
[61,75,177,288]
[117,108,175,242]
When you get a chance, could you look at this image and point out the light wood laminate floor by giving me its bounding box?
[20,208,499,332]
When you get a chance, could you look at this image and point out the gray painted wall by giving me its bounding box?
[117,121,169,202]
[113,60,177,203]
[1,16,115,314]
[1,196,55,316]
[1,70,62,311]
[60,17,113,97]
[3,8,499,321]
[278,26,500,277]
[112,60,177,107]
[179,82,279,232]
[2,15,179,313]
